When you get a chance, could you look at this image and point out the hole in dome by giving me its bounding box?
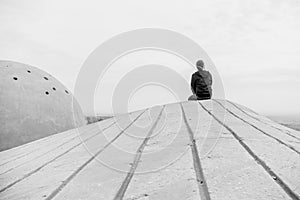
[13,77,18,80]
[65,90,69,94]
[52,87,56,91]
[27,70,31,73]
[45,91,49,95]
[44,77,49,80]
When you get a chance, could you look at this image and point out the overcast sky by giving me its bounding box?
[1,0,299,116]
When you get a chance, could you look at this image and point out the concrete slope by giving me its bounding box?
[0,100,299,200]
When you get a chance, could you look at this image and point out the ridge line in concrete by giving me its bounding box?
[0,125,101,175]
[45,109,149,200]
[181,103,211,200]
[227,100,300,141]
[0,117,119,193]
[199,101,300,200]
[214,100,300,155]
[113,106,165,200]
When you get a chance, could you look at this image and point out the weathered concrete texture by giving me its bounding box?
[0,60,86,151]
[0,100,299,200]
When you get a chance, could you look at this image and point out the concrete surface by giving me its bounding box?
[0,60,86,151]
[0,100,299,200]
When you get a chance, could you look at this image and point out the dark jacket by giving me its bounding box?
[191,70,212,100]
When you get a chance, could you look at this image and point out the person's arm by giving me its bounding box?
[191,74,196,94]
[191,86,196,94]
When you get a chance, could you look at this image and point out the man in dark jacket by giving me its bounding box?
[188,60,212,100]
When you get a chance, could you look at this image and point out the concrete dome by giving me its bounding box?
[0,60,86,151]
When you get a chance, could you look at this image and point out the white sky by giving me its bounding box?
[1,0,300,116]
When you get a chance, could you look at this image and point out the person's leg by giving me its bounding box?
[188,94,198,101]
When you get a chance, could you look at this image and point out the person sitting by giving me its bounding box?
[188,60,212,101]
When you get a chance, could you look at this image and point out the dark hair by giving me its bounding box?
[196,60,204,68]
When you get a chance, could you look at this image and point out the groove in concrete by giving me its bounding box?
[0,125,101,175]
[214,100,300,155]
[199,101,300,200]
[114,106,165,200]
[0,128,87,167]
[44,110,148,200]
[180,103,211,200]
[0,118,119,193]
[227,100,300,141]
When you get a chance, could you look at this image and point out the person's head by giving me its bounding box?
[196,60,204,71]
